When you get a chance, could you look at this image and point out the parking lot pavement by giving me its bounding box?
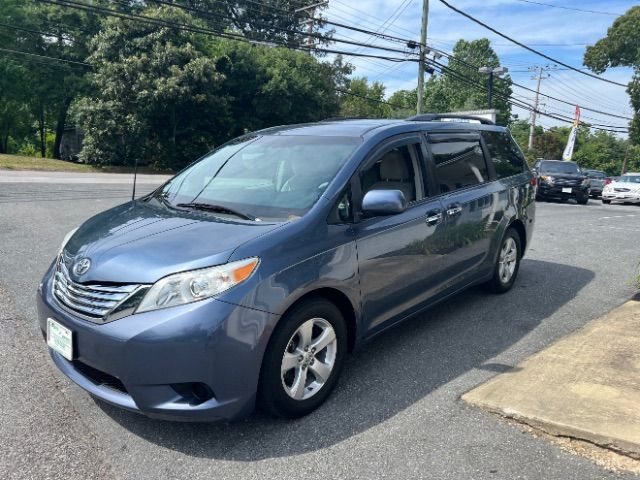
[1,181,639,479]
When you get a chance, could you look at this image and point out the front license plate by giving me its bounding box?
[47,318,73,361]
[562,187,572,193]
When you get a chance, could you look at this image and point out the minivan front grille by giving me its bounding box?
[53,256,143,323]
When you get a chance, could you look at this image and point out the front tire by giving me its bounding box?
[602,199,611,204]
[258,298,347,418]
[486,228,521,294]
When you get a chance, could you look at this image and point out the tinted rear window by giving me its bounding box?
[483,131,526,179]
[429,136,489,193]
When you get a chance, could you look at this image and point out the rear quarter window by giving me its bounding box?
[483,131,526,179]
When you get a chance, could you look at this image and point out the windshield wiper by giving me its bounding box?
[176,202,260,221]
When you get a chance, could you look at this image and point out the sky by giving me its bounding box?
[319,0,636,134]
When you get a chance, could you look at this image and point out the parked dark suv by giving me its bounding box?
[38,115,535,421]
[533,159,590,204]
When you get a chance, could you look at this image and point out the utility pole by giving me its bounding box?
[621,144,630,175]
[296,1,329,51]
[416,0,430,114]
[528,65,552,150]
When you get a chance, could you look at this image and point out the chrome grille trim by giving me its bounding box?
[52,255,146,323]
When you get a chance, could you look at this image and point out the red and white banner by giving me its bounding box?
[562,105,581,161]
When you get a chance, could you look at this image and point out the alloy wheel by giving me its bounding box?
[498,237,518,284]
[281,318,337,401]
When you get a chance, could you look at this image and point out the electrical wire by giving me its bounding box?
[429,48,633,121]
[511,0,621,16]
[39,0,416,62]
[427,58,628,132]
[437,0,628,87]
[0,46,92,67]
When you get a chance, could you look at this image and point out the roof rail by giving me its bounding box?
[320,116,367,122]
[406,114,495,125]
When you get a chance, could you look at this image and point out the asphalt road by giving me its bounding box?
[1,172,639,480]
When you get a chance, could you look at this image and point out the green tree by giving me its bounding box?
[438,39,512,124]
[212,43,349,138]
[0,0,101,158]
[389,39,512,124]
[76,6,227,169]
[340,77,391,118]
[532,128,566,160]
[584,6,640,144]
[185,1,332,47]
[388,89,417,118]
[573,130,628,175]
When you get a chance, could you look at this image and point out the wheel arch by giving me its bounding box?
[278,288,358,352]
[507,218,527,254]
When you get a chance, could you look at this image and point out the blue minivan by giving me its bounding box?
[37,115,535,421]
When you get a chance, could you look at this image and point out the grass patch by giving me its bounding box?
[0,154,171,174]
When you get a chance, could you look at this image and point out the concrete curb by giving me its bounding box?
[463,299,640,458]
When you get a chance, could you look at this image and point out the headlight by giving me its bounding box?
[136,257,259,313]
[59,227,78,253]
[540,175,554,185]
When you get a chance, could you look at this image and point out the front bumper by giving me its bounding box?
[37,265,277,421]
[537,184,589,200]
[602,191,640,203]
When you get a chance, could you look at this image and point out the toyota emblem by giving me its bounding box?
[73,257,92,276]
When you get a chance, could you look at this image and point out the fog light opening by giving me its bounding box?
[171,382,215,406]
[192,383,214,403]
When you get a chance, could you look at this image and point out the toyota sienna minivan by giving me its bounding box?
[37,115,535,421]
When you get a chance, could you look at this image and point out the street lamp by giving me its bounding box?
[478,66,508,109]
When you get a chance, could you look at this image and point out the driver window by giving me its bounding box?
[360,143,425,204]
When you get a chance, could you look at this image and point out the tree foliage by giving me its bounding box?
[340,77,391,118]
[584,6,640,144]
[388,39,512,123]
[75,6,348,169]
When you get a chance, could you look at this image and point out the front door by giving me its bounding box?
[354,135,446,335]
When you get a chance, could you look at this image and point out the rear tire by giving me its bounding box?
[258,298,347,419]
[577,197,588,205]
[486,228,521,294]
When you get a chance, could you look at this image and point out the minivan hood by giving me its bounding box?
[63,201,282,284]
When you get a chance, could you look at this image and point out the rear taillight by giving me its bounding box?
[604,178,612,185]
[530,177,537,187]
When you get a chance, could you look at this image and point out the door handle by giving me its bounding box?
[446,205,463,216]
[425,212,442,226]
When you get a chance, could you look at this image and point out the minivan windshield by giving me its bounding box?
[619,175,640,184]
[540,161,581,175]
[153,135,360,221]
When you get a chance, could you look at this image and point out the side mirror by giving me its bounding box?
[362,189,407,216]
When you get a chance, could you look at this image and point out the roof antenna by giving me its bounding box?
[131,157,138,201]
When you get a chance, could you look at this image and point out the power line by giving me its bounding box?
[512,0,621,16]
[429,48,633,121]
[40,0,416,62]
[0,46,92,67]
[437,0,628,87]
[427,59,628,132]
[342,0,413,61]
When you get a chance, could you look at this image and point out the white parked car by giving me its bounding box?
[602,173,640,204]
